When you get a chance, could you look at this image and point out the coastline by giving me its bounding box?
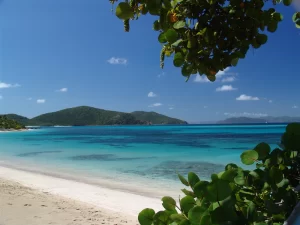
[0,128,28,132]
[0,165,163,220]
[0,178,139,225]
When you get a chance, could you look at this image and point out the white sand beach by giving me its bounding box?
[0,166,163,225]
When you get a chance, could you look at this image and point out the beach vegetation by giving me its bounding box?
[110,0,300,81]
[138,123,300,225]
[0,115,26,130]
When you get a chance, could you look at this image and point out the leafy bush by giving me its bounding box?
[110,0,300,81]
[138,123,300,225]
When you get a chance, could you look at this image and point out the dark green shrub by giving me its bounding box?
[138,123,300,225]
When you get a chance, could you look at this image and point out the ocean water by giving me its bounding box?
[0,124,286,196]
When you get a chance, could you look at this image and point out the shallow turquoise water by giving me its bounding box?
[0,124,286,193]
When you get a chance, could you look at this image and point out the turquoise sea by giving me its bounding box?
[0,124,286,196]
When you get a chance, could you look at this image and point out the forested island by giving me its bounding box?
[3,106,187,126]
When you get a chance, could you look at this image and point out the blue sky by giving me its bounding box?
[0,0,299,122]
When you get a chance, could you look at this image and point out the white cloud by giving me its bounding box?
[0,95,2,99]
[269,100,273,103]
[27,97,32,100]
[56,87,68,92]
[169,107,174,110]
[194,68,237,83]
[236,94,259,101]
[148,103,162,107]
[194,75,210,83]
[292,105,298,109]
[0,82,20,89]
[107,57,127,65]
[224,112,268,117]
[216,85,237,92]
[148,91,157,97]
[216,67,230,77]
[37,99,46,104]
[158,72,166,78]
[204,106,208,109]
[222,77,235,82]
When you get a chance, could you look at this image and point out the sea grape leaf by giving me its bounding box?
[241,150,259,165]
[254,142,271,160]
[138,208,155,225]
[180,196,196,215]
[162,196,176,211]
[188,172,200,188]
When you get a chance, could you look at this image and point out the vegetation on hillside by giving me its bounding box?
[132,111,187,124]
[10,106,186,126]
[0,116,25,130]
[5,114,30,125]
[110,0,299,81]
[138,123,300,225]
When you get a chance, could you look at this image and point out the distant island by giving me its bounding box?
[3,106,188,126]
[217,116,300,124]
[0,115,26,131]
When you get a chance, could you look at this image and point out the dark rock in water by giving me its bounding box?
[70,154,156,161]
[17,151,62,157]
[123,160,225,181]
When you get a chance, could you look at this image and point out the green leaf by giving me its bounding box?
[219,169,237,182]
[173,52,185,67]
[204,180,232,202]
[153,211,169,224]
[247,202,257,222]
[172,39,183,47]
[194,181,209,198]
[267,21,278,33]
[234,169,245,185]
[240,150,259,165]
[211,206,238,223]
[273,12,283,21]
[200,215,211,225]
[283,0,292,6]
[162,196,176,211]
[225,163,238,170]
[270,166,283,184]
[138,208,155,225]
[180,196,196,214]
[164,29,178,44]
[115,2,133,20]
[231,58,239,66]
[173,21,186,29]
[254,142,271,160]
[181,189,195,197]
[181,64,193,77]
[158,33,167,43]
[256,34,268,45]
[178,174,189,186]
[170,214,186,222]
[292,12,300,22]
[188,172,200,188]
[153,20,160,31]
[188,206,207,224]
[207,75,216,82]
[290,151,298,158]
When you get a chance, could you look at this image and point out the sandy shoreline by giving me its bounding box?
[0,166,163,225]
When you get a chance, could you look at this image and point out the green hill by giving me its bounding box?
[131,111,187,125]
[27,106,145,126]
[5,114,29,125]
[0,115,26,130]
[18,106,186,126]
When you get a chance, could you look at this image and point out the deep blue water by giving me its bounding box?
[0,124,286,193]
